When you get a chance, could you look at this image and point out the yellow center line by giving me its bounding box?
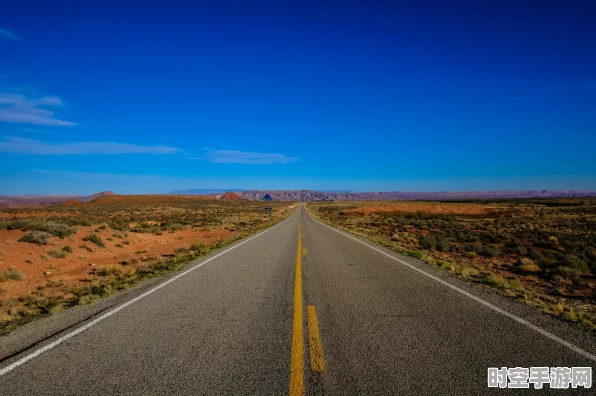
[306,305,325,373]
[289,222,304,396]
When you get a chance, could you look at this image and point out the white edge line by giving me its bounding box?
[0,212,297,376]
[309,212,596,362]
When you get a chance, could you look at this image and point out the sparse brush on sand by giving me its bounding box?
[0,197,295,335]
[308,198,596,329]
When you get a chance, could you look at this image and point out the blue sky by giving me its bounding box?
[1,1,595,194]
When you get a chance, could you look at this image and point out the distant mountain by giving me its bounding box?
[0,191,115,208]
[2,189,595,208]
[170,189,244,195]
[235,190,596,202]
[239,190,364,201]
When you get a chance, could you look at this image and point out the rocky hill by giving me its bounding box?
[219,192,246,201]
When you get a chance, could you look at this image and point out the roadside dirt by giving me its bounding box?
[0,227,236,303]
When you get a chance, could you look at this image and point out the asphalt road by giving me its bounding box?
[1,204,595,395]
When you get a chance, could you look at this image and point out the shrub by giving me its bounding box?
[190,241,209,254]
[563,254,589,272]
[96,265,122,276]
[479,273,508,289]
[556,266,584,281]
[512,245,528,255]
[406,250,423,259]
[40,221,76,238]
[435,236,452,252]
[517,258,541,274]
[62,246,73,253]
[12,220,76,238]
[18,231,53,245]
[479,245,500,257]
[419,235,452,251]
[83,233,105,248]
[65,217,91,226]
[5,219,30,230]
[2,268,24,281]
[47,250,67,259]
[419,236,437,250]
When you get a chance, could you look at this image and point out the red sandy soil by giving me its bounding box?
[0,227,236,302]
[345,203,492,215]
[219,192,245,201]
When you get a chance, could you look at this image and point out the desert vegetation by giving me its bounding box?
[308,199,596,330]
[0,196,293,334]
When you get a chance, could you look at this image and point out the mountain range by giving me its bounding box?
[2,190,596,208]
[178,189,596,201]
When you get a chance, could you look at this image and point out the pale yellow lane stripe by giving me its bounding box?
[289,222,304,395]
[306,305,325,373]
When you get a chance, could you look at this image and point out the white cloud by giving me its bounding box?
[37,96,64,106]
[0,93,77,126]
[0,28,23,41]
[0,137,181,155]
[200,150,299,164]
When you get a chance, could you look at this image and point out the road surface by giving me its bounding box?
[1,204,594,395]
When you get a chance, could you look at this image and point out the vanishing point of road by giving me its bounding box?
[1,205,595,395]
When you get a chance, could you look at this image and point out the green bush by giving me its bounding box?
[2,268,24,281]
[40,221,76,238]
[190,241,209,254]
[47,250,67,259]
[18,231,53,245]
[479,245,500,258]
[419,235,452,251]
[83,233,105,248]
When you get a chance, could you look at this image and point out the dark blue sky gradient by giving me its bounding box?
[1,1,595,194]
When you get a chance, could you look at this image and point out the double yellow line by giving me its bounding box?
[289,222,325,396]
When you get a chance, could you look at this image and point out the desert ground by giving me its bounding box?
[307,198,596,329]
[0,194,293,334]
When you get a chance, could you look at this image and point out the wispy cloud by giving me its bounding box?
[199,150,299,164]
[0,93,77,126]
[36,96,64,106]
[0,28,24,41]
[0,137,181,155]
